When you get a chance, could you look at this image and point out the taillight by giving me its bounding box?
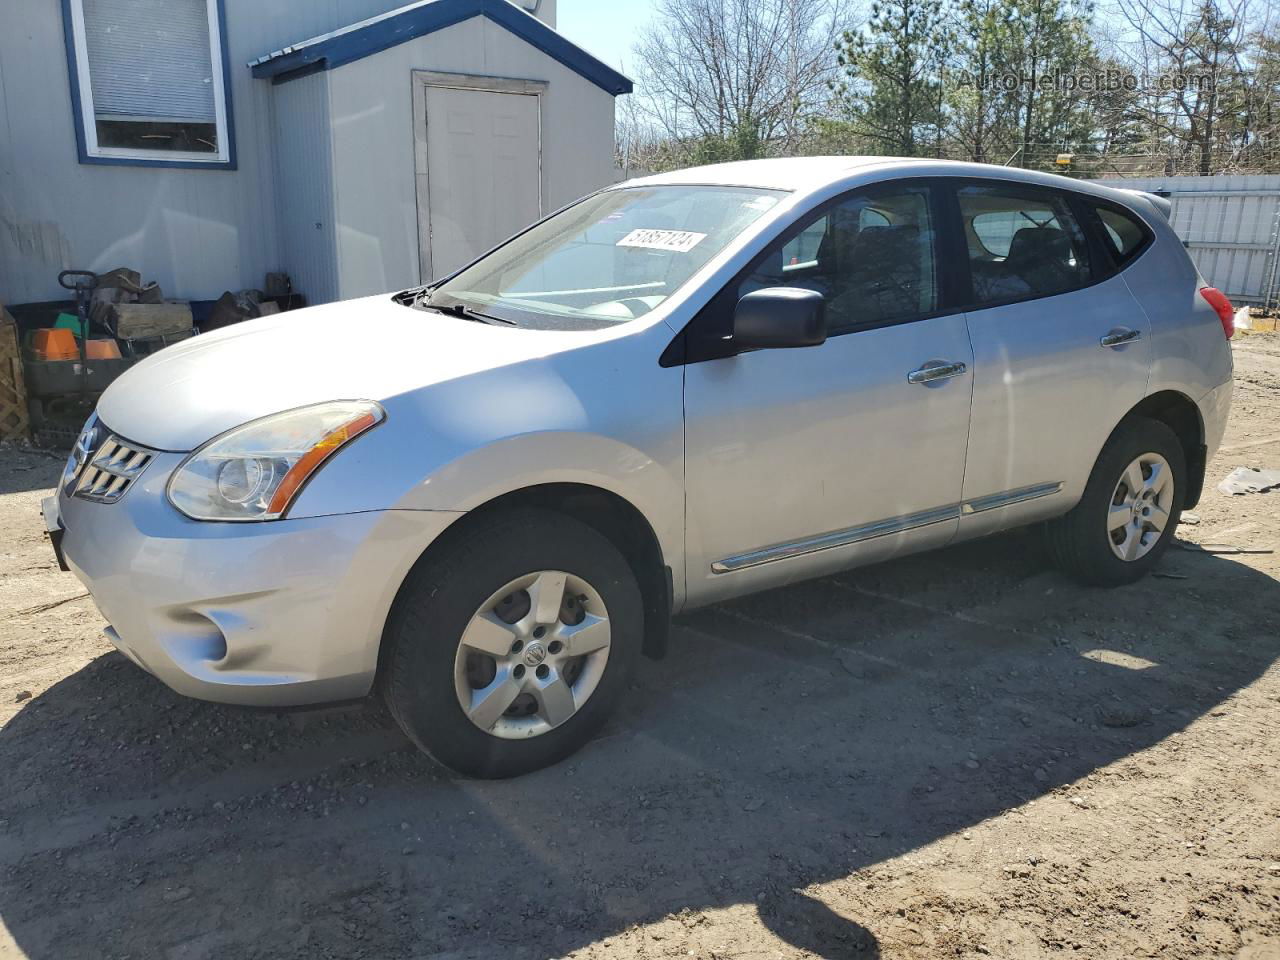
[1200,286,1234,339]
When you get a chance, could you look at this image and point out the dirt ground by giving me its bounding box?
[2,339,1279,960]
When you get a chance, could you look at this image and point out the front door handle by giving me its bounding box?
[908,360,967,384]
[1100,328,1142,348]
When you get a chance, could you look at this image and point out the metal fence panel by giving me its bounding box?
[1088,175,1280,311]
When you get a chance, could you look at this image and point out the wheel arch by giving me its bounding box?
[379,483,672,683]
[1122,390,1206,507]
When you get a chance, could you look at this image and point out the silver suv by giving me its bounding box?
[49,158,1234,777]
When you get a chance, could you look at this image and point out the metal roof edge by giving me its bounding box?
[249,0,633,95]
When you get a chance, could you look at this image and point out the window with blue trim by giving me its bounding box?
[64,0,234,166]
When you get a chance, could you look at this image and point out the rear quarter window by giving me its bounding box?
[1094,205,1152,267]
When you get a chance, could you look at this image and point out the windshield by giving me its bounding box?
[418,185,786,328]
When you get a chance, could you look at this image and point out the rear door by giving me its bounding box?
[953,180,1153,537]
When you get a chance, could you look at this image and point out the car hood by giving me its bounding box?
[97,295,592,451]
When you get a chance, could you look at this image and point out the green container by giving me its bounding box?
[54,313,85,337]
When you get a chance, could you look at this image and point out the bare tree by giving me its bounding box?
[1111,0,1252,173]
[1237,25,1280,164]
[615,92,679,176]
[632,0,853,164]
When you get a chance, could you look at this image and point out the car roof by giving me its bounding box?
[614,157,1157,213]
[618,157,894,192]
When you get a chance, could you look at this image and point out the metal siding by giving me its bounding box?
[272,72,339,305]
[2,0,608,307]
[0,0,422,304]
[326,16,617,298]
[1089,175,1280,308]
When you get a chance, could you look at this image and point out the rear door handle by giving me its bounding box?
[908,360,967,384]
[1100,328,1142,348]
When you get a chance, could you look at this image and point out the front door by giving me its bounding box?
[682,183,975,605]
[422,83,542,279]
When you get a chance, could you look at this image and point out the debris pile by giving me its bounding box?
[1217,466,1280,496]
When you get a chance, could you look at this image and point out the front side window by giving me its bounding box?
[65,0,233,165]
[739,186,938,333]
[959,185,1091,306]
[426,186,785,328]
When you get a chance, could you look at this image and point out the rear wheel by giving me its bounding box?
[381,508,642,778]
[1046,417,1185,586]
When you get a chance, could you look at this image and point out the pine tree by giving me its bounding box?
[831,0,952,156]
[948,0,1017,162]
[1004,0,1096,168]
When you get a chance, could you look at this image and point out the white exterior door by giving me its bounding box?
[424,85,541,279]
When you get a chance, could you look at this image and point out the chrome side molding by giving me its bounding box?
[960,481,1064,516]
[711,481,1064,574]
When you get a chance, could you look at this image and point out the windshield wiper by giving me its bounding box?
[424,297,515,326]
[393,286,428,306]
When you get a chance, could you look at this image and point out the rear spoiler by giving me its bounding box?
[1117,188,1173,221]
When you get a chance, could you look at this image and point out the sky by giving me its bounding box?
[555,0,658,76]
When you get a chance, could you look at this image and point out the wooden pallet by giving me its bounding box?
[109,302,193,340]
[0,305,31,441]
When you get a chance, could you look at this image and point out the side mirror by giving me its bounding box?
[732,287,827,350]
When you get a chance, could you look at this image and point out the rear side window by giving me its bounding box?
[1095,206,1150,266]
[958,185,1092,307]
[740,185,938,333]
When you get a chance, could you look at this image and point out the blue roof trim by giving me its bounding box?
[250,0,633,96]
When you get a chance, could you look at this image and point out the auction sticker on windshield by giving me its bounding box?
[617,229,707,253]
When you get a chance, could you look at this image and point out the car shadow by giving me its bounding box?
[2,532,1277,958]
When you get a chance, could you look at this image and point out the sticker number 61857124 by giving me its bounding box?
[616,229,707,253]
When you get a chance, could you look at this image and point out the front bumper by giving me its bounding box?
[55,452,461,707]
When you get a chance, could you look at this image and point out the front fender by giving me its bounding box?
[403,430,684,570]
[301,428,684,609]
[289,341,686,604]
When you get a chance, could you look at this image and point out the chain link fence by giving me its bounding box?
[967,139,1280,179]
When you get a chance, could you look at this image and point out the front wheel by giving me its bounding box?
[381,508,642,778]
[1046,417,1185,587]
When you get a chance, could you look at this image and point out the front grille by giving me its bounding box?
[71,431,154,503]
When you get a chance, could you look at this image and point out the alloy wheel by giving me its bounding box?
[1107,452,1175,562]
[453,571,611,739]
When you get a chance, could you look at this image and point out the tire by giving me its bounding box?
[381,507,643,778]
[1046,417,1185,587]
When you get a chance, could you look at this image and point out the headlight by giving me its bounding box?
[166,401,384,521]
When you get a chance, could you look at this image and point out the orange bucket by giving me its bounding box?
[85,338,122,360]
[32,328,79,361]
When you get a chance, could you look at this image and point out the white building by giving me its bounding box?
[0,0,630,306]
